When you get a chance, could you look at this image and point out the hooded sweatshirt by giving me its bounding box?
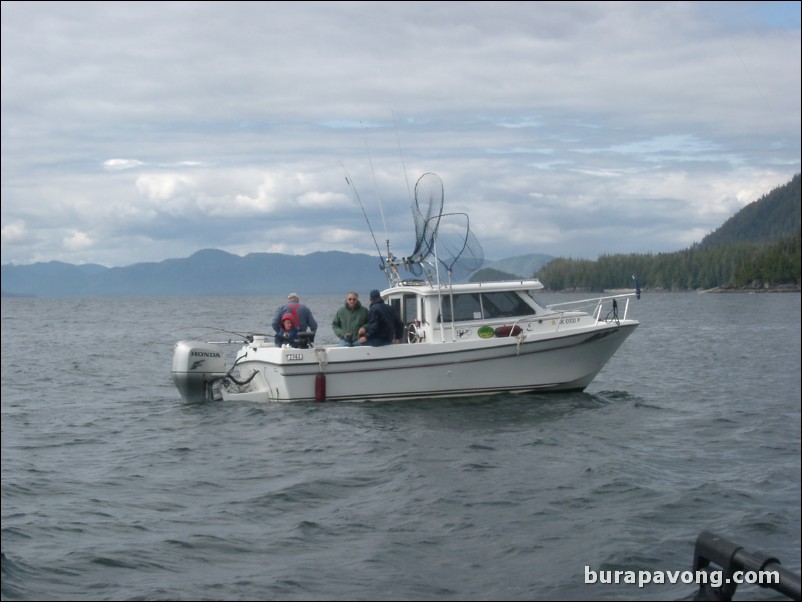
[274,313,300,347]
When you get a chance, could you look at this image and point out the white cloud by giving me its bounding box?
[1,221,28,244]
[1,1,799,267]
[64,231,93,251]
[104,159,146,171]
[135,173,196,203]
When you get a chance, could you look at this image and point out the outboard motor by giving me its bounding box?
[171,340,228,403]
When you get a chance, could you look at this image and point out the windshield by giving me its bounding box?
[439,291,537,322]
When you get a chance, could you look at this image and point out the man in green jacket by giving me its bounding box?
[331,291,370,346]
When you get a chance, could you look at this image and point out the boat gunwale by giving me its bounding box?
[232,321,639,377]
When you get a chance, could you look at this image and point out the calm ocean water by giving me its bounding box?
[1,292,800,601]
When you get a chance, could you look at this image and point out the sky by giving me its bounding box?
[2,1,800,268]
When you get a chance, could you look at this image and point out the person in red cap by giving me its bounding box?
[271,292,318,341]
[274,312,299,347]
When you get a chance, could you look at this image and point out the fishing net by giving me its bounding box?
[432,212,484,282]
[405,173,484,280]
[408,172,444,266]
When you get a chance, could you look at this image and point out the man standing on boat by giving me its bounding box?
[271,293,318,341]
[358,290,404,346]
[332,291,369,346]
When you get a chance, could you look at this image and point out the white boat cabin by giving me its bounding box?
[383,279,555,344]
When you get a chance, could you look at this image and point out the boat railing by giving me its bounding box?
[428,292,638,339]
[692,530,801,601]
[547,292,638,329]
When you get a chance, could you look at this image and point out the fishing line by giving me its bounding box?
[393,110,413,204]
[188,326,259,342]
[361,121,390,238]
[729,39,784,133]
[339,161,384,265]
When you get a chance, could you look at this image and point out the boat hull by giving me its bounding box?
[218,321,638,403]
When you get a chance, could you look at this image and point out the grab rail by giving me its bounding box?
[548,292,638,312]
[547,292,637,330]
[692,530,801,601]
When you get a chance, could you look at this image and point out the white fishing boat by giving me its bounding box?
[172,173,639,403]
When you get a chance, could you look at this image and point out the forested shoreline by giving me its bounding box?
[532,175,801,292]
[535,228,800,292]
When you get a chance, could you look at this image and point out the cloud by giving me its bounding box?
[104,159,146,171]
[1,221,28,245]
[64,231,94,251]
[1,1,799,267]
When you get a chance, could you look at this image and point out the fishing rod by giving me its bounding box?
[339,161,385,269]
[189,326,267,344]
[191,326,250,338]
[362,121,405,284]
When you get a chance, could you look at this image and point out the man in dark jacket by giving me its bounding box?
[358,289,404,346]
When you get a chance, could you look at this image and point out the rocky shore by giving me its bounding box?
[700,280,801,293]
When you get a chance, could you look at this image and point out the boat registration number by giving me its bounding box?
[285,353,304,361]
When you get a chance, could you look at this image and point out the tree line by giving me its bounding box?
[533,174,801,291]
[534,227,801,291]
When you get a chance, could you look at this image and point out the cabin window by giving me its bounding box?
[439,293,482,322]
[481,291,536,318]
[402,294,417,323]
[390,297,402,320]
[438,291,536,322]
[527,292,549,312]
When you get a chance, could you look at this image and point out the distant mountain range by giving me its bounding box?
[3,173,797,298]
[0,248,553,298]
